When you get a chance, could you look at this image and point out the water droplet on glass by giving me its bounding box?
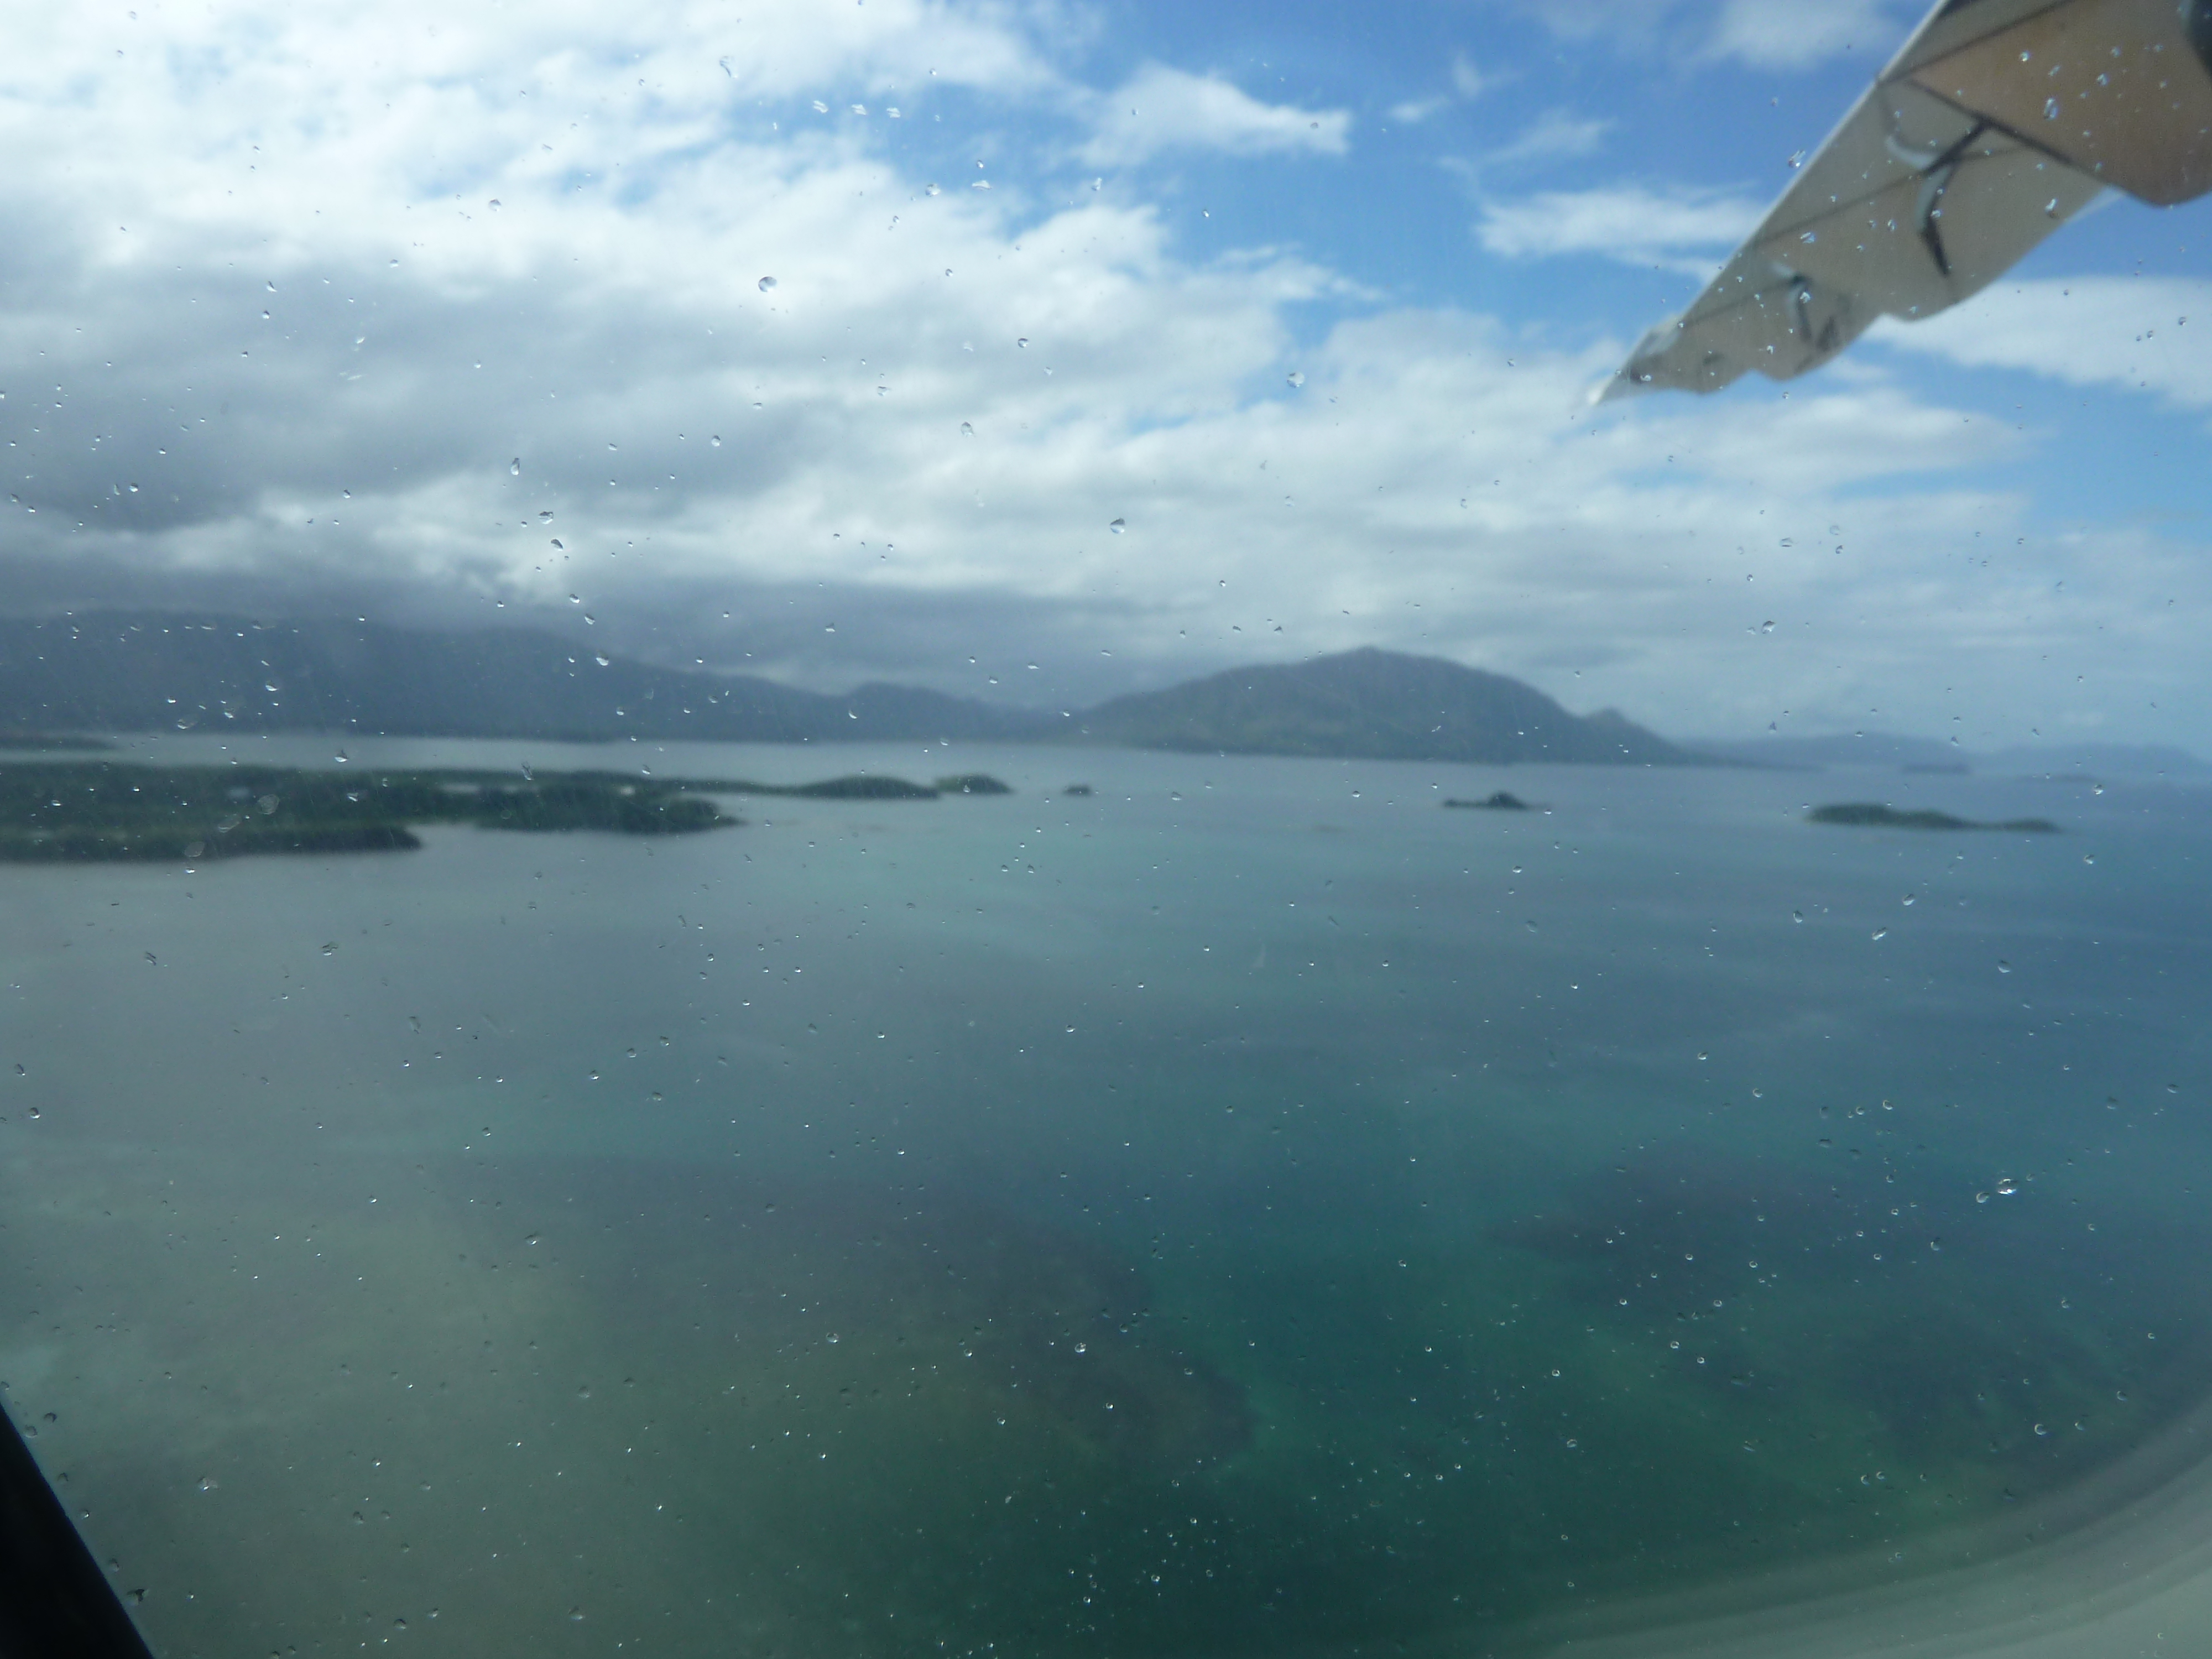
[1995,1176,2018,1196]
[926,182,941,196]
[1788,149,1806,169]
[509,458,521,476]
[758,276,777,292]
[1286,370,1305,388]
[1108,518,1125,534]
[811,100,829,113]
[1997,960,2012,974]
[711,434,722,446]
[960,421,974,436]
[595,654,611,666]
[2044,96,2061,119]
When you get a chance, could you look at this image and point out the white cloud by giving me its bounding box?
[1389,97,1450,126]
[0,0,2205,744]
[1500,0,1905,70]
[1475,183,1762,272]
[1704,0,1902,68]
[1482,109,1614,169]
[1870,278,2212,413]
[1078,64,1351,167]
[1451,54,1498,98]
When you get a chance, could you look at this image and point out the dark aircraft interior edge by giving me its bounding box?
[0,1403,154,1659]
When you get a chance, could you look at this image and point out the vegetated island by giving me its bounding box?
[0,762,1005,863]
[1443,791,1533,812]
[1808,803,2059,833]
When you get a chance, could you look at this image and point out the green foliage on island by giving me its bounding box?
[933,773,1013,795]
[1443,791,1532,811]
[0,761,734,863]
[1808,803,2059,833]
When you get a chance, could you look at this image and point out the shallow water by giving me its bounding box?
[6,737,2211,1656]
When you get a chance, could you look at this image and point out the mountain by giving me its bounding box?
[0,614,1052,744]
[2,621,1697,766]
[1075,647,1697,765]
[1981,742,2211,780]
[1685,733,1966,770]
[1686,732,2209,780]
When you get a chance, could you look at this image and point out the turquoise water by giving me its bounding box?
[6,738,2212,1656]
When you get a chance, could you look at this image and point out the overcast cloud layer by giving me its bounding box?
[2,0,2207,743]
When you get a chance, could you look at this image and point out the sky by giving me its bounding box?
[1,0,2208,745]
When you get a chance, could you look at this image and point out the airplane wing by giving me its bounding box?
[1599,0,2212,399]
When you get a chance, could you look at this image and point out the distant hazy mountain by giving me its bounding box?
[1687,731,2208,780]
[0,613,1052,744]
[1983,742,2210,780]
[2,620,1700,766]
[1686,733,1966,770]
[1076,647,1697,765]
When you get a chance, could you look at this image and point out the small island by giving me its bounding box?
[1062,784,1094,797]
[1443,791,1533,812]
[1808,803,2059,833]
[933,774,1013,795]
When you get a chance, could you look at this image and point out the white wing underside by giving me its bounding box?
[1601,0,2212,399]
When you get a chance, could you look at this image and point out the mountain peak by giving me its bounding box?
[1078,648,1694,765]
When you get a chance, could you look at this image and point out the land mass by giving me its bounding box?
[1694,731,2207,780]
[0,762,1008,863]
[1073,648,1695,765]
[2,616,1699,766]
[1808,803,2059,833]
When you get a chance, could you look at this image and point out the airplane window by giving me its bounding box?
[3,3,2209,1655]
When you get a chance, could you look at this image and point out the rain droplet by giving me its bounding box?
[926,183,941,196]
[711,434,722,446]
[1997,960,2012,974]
[1286,370,1305,389]
[1108,518,1125,534]
[594,654,610,667]
[2044,96,2061,119]
[1995,1176,2018,1196]
[960,421,974,436]
[1016,337,1029,348]
[758,276,777,292]
[509,458,521,476]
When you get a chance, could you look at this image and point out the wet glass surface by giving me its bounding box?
[9,737,2211,1653]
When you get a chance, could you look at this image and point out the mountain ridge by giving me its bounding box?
[3,614,1692,765]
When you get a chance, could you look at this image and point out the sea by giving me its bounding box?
[7,734,2212,1658]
